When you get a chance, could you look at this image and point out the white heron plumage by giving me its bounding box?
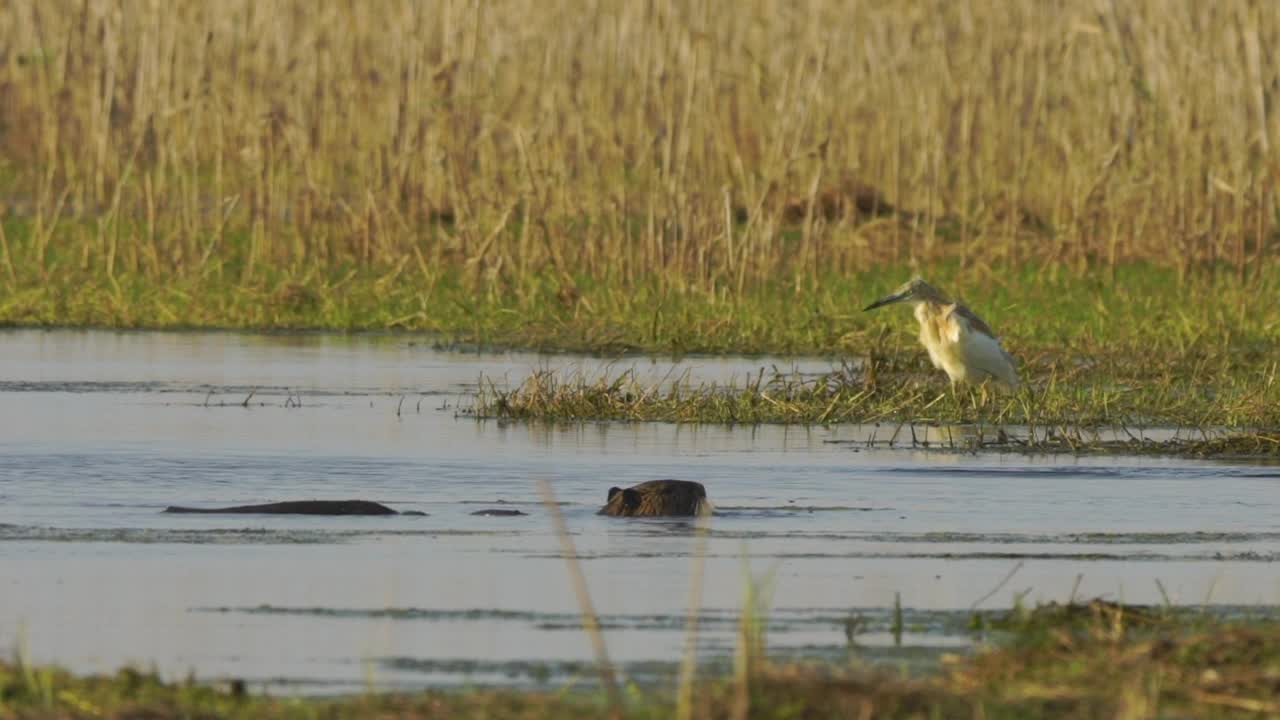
[864,278,1020,389]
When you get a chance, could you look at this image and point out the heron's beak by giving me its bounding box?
[863,290,911,312]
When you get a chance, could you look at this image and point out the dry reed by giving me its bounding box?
[535,479,623,718]
[0,0,1277,305]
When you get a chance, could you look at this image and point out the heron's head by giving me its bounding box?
[863,277,946,312]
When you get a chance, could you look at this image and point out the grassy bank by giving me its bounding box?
[1,228,1277,356]
[11,230,1280,436]
[3,1,1280,436]
[5,601,1280,719]
[443,263,1280,435]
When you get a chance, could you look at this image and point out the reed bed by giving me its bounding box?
[1,0,1278,339]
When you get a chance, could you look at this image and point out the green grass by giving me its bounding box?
[3,214,1277,359]
[5,601,1280,719]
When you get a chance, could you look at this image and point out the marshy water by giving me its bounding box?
[2,329,1279,694]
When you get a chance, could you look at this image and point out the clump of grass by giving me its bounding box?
[944,602,1280,718]
[466,363,1280,454]
[977,598,1182,636]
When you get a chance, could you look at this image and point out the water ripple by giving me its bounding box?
[0,525,522,544]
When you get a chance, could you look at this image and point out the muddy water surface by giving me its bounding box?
[2,329,1278,693]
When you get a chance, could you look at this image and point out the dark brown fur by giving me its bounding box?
[598,480,709,517]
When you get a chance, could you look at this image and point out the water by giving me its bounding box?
[2,329,1279,694]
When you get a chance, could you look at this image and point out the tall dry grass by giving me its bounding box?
[0,0,1276,295]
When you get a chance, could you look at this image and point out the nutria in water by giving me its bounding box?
[163,500,426,516]
[598,480,709,517]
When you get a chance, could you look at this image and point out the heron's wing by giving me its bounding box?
[948,302,998,340]
[962,328,1021,387]
[947,303,1020,387]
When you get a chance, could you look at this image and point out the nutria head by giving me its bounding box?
[599,480,709,517]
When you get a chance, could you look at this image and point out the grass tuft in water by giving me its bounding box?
[465,366,1280,456]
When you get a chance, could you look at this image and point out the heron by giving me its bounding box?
[863,278,1020,389]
